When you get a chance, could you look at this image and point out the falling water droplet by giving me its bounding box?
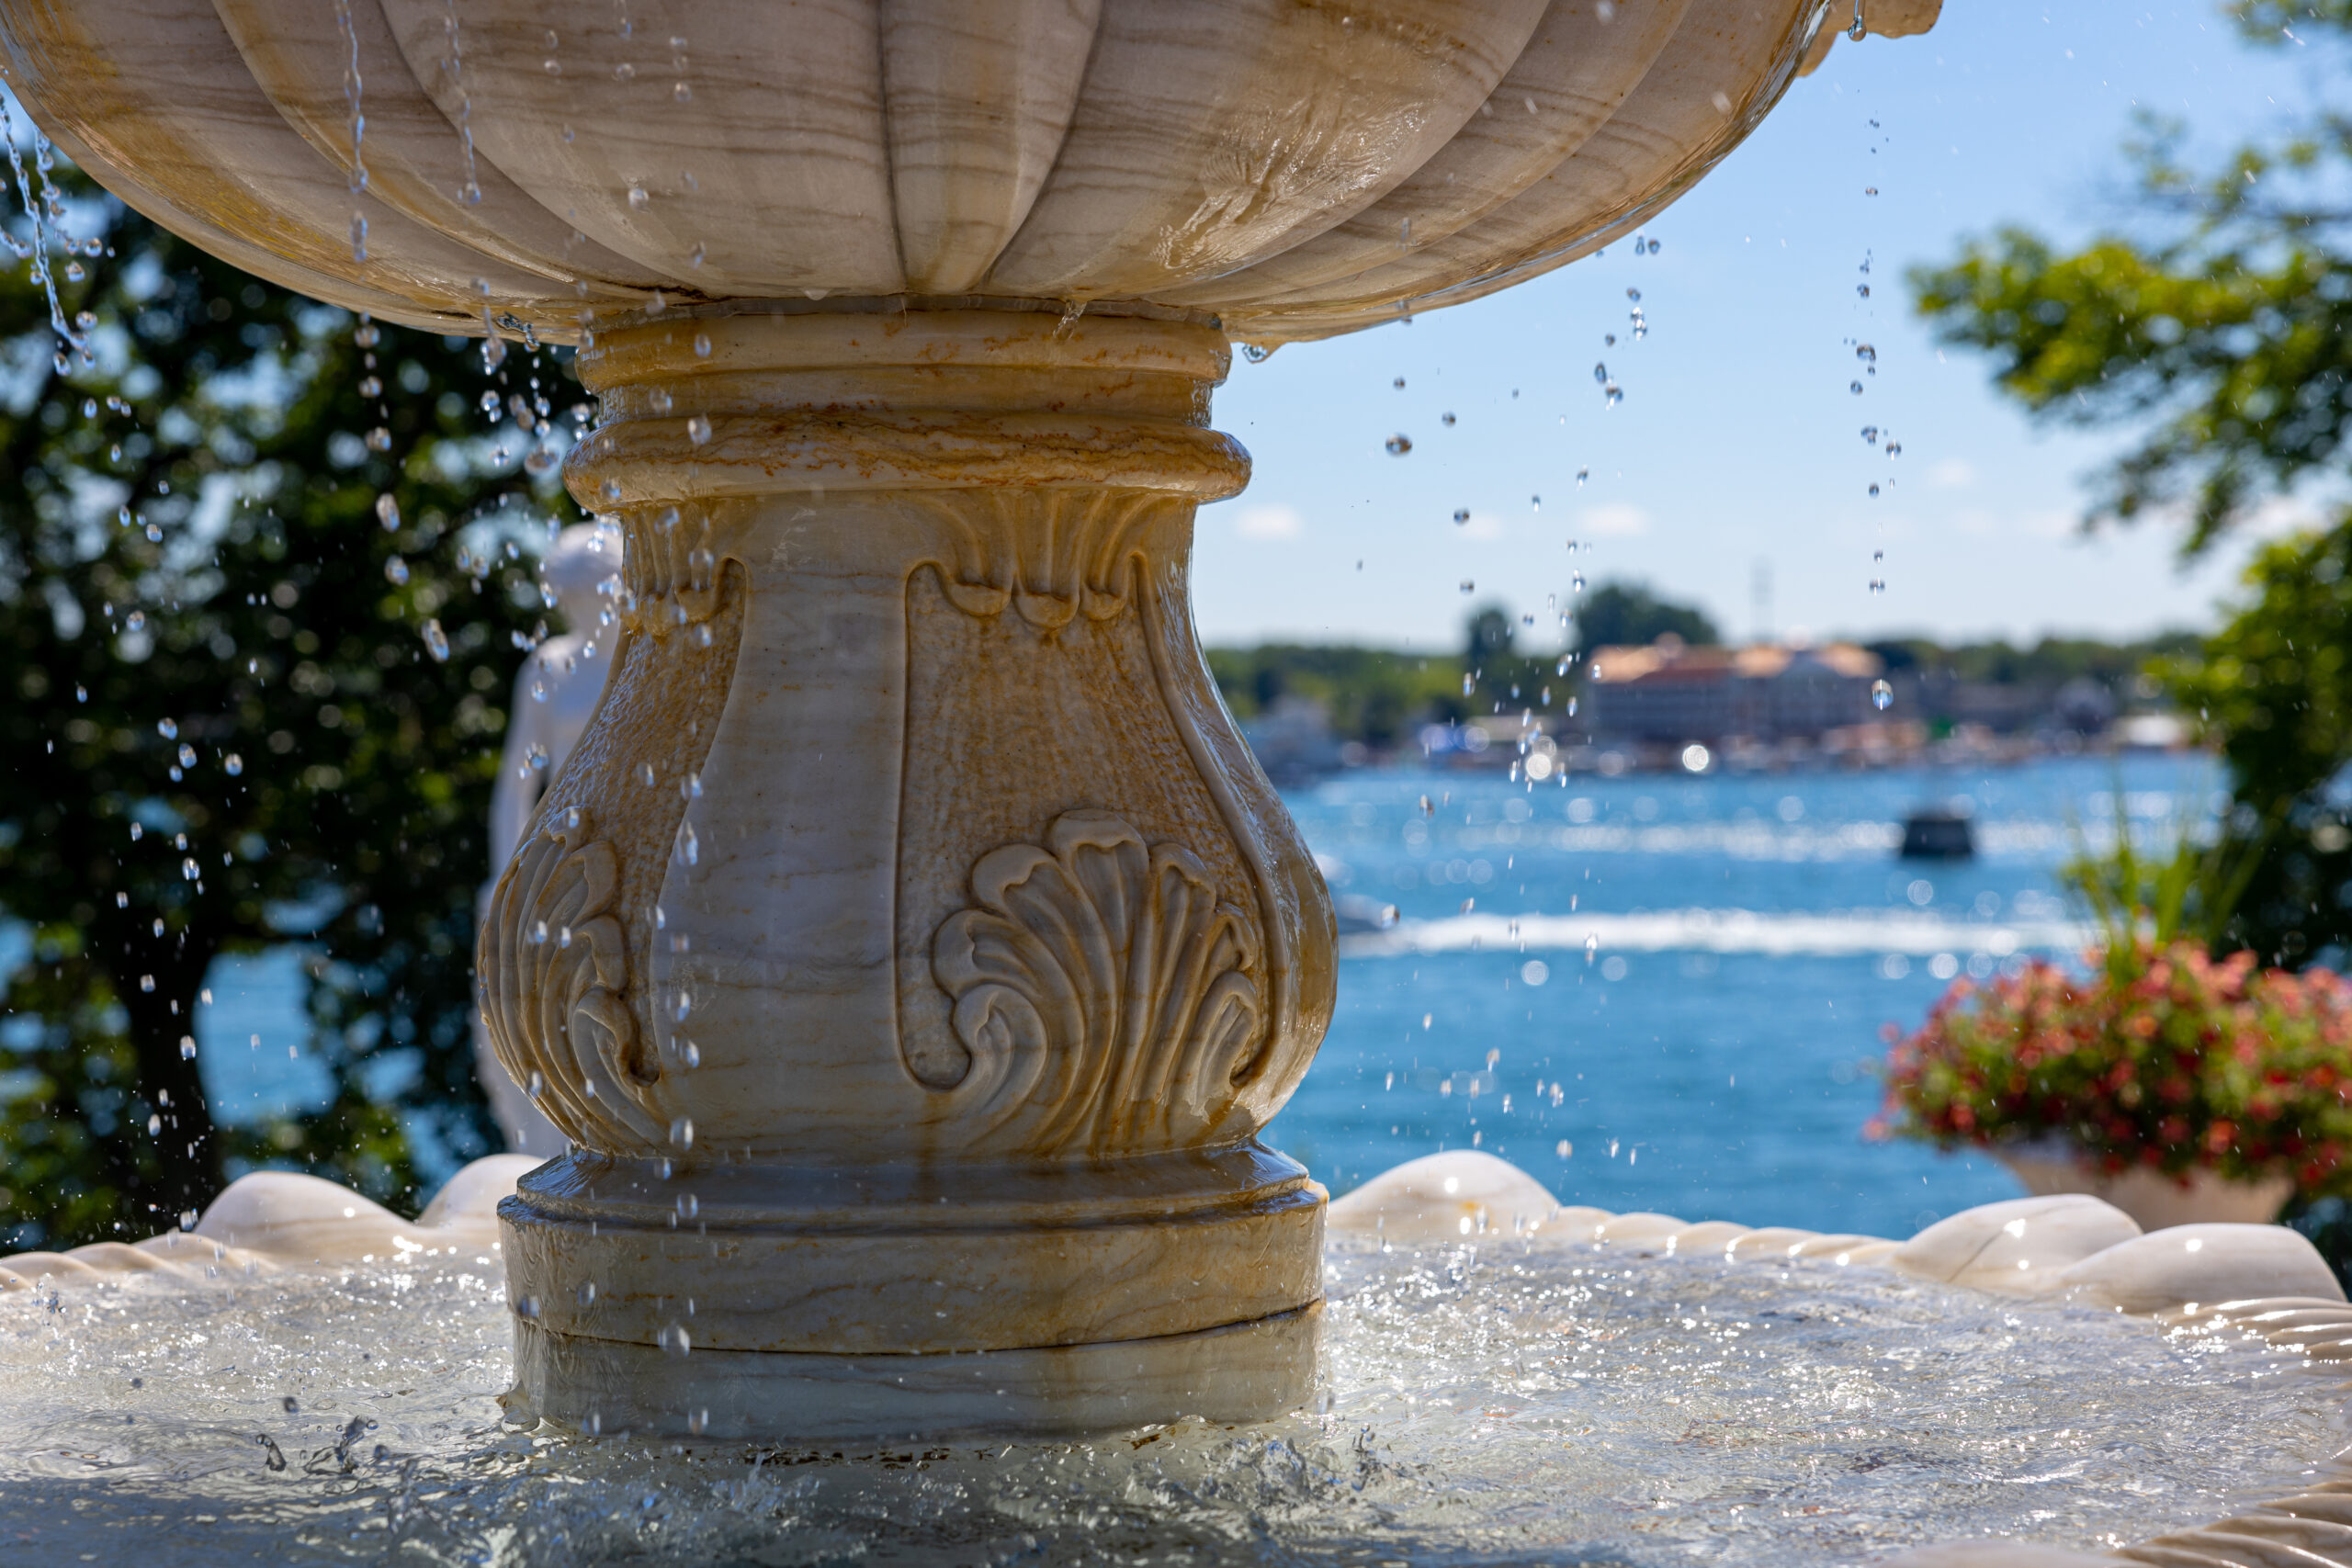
[692,332,712,358]
[157,718,179,740]
[383,556,409,585]
[1868,483,1880,498]
[1849,380,1864,395]
[1441,412,1456,427]
[1459,580,1475,593]
[1576,468,1589,487]
[1461,672,1475,695]
[1385,434,1411,457]
[375,494,401,531]
[224,754,243,777]
[421,619,450,661]
[1856,344,1877,364]
[1452,508,1470,525]
[1871,679,1894,711]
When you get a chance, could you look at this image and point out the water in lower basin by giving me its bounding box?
[2,1234,2339,1564]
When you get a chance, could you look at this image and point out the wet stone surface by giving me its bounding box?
[0,1239,2340,1564]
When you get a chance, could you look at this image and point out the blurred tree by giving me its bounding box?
[0,152,580,1248]
[1912,1,2352,968]
[1911,1,2352,552]
[1570,581,1720,652]
[2158,522,2352,964]
[1463,602,1560,716]
[1206,644,1467,745]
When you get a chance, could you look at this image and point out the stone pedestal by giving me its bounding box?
[478,305,1335,1438]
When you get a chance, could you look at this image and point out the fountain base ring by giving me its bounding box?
[496,1145,1326,1354]
[504,1302,1324,1443]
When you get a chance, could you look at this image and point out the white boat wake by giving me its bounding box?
[1338,908,2094,960]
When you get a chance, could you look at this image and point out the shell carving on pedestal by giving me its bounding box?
[930,811,1266,1156]
[480,810,661,1148]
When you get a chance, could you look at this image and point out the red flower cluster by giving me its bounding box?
[1873,941,2352,1195]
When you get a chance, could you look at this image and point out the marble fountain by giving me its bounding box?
[9,1,2352,1562]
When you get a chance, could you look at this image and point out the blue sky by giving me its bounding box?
[1193,2,2338,653]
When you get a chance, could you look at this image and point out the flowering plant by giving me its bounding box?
[1873,939,2352,1196]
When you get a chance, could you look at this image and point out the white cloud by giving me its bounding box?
[1579,502,1650,537]
[1928,457,1974,489]
[1234,503,1304,540]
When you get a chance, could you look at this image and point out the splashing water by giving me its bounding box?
[0,1241,2337,1565]
[0,101,93,372]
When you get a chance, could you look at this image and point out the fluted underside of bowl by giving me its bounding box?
[0,0,1896,345]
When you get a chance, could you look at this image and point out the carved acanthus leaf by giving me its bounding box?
[481,808,665,1148]
[617,509,721,637]
[928,810,1266,1156]
[912,491,1162,627]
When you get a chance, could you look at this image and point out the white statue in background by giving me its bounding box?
[474,521,623,1155]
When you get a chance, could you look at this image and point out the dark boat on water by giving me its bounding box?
[1900,807,1975,860]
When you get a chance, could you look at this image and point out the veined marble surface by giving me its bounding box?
[2,1,1939,345]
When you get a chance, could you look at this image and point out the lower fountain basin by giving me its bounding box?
[4,1154,2350,1564]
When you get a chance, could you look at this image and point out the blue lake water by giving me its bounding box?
[4,754,2216,1239]
[1263,752,2218,1240]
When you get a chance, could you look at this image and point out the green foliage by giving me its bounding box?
[1865,632,2199,688]
[2061,787,2271,971]
[1461,603,1556,714]
[1913,233,2352,552]
[0,162,573,1247]
[1912,4,2352,553]
[1207,644,1469,743]
[1570,581,1720,652]
[2158,517,2352,964]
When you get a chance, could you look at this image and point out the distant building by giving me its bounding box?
[1583,636,1884,744]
